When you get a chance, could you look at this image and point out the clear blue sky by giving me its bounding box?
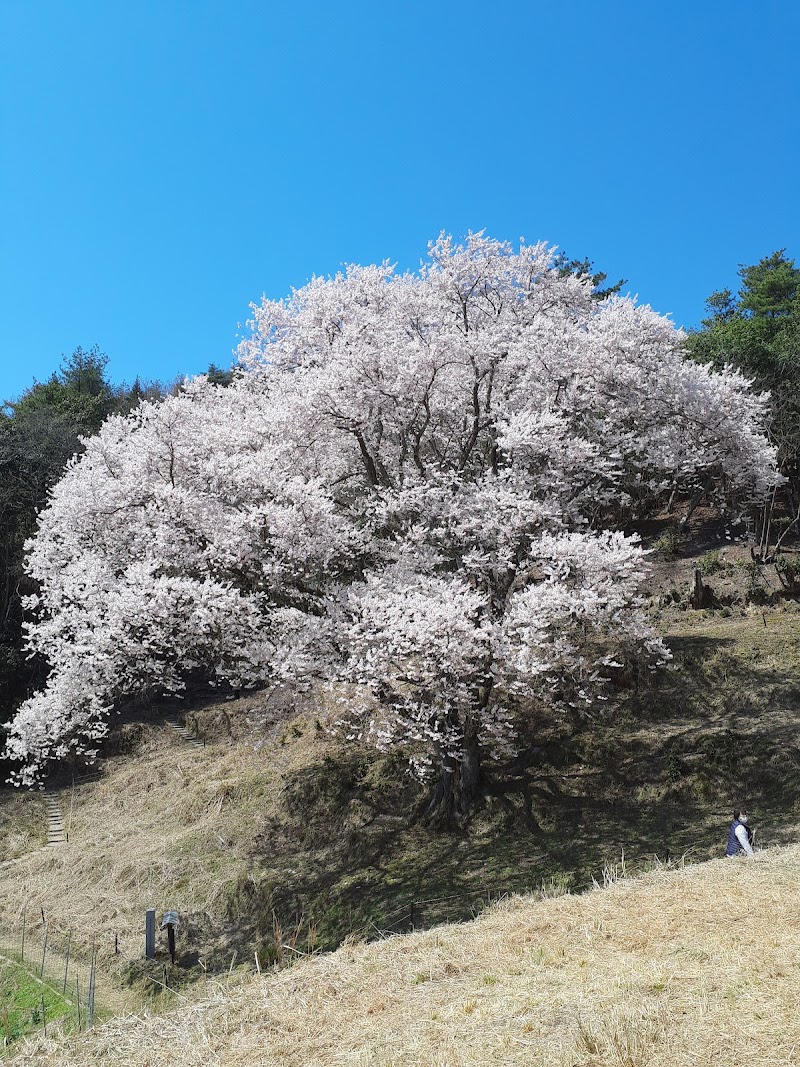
[1,1,798,401]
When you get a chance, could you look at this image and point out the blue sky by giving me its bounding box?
[1,1,798,400]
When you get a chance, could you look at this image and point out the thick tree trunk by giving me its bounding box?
[422,731,482,828]
[422,765,456,827]
[460,731,481,811]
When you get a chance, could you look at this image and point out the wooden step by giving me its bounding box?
[165,720,205,747]
[42,790,65,847]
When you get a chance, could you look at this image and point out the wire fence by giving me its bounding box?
[0,883,547,1045]
[0,909,99,1040]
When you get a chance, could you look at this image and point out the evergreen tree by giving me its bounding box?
[686,251,800,508]
[205,362,235,387]
[0,346,115,718]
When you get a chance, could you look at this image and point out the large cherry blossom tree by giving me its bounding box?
[5,235,777,819]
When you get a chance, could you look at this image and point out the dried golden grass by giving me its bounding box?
[0,788,47,862]
[0,698,333,987]
[8,845,800,1066]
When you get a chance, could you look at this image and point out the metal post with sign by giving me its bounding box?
[160,910,180,965]
[145,909,156,960]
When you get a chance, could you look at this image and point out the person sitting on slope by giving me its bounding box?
[726,807,754,858]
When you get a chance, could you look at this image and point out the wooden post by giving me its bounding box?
[690,569,712,609]
[67,778,75,842]
[87,952,96,1028]
[167,924,176,965]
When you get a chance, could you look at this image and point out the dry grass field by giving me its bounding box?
[7,844,800,1066]
[0,689,342,991]
[2,522,800,1061]
[0,788,46,863]
[3,587,800,1000]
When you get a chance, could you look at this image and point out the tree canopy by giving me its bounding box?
[4,236,778,818]
[686,250,800,504]
[0,346,115,713]
[0,349,174,723]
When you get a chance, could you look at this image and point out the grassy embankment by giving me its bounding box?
[0,525,798,1022]
[0,791,46,864]
[7,843,800,1066]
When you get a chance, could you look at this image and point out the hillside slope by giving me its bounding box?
[8,844,800,1066]
[1,521,800,1055]
[1,535,800,996]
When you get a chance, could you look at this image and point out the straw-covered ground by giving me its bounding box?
[2,593,800,994]
[0,788,46,863]
[1,516,800,1056]
[0,690,344,991]
[7,844,800,1066]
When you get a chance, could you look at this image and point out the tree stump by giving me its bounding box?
[689,568,712,609]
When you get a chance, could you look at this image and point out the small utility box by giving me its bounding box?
[160,910,180,965]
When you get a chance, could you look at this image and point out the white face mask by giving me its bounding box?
[739,815,748,824]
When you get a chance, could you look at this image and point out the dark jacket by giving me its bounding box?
[726,819,751,856]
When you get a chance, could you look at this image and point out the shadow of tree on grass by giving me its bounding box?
[240,625,800,952]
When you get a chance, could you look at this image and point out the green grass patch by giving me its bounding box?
[0,955,73,1046]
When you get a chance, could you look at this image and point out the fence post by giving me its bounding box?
[63,931,71,994]
[68,777,76,842]
[39,923,48,978]
[87,953,96,1028]
[76,976,81,1031]
[21,907,25,962]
